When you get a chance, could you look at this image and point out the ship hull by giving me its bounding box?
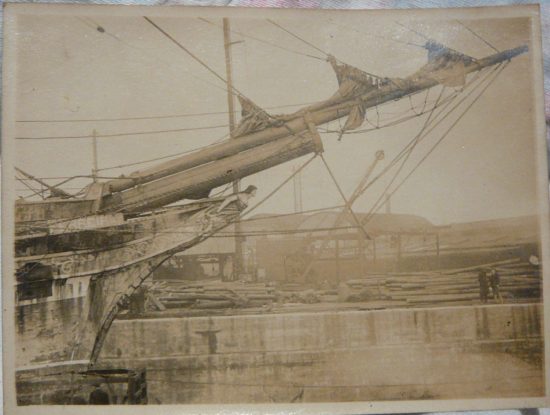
[15,200,240,370]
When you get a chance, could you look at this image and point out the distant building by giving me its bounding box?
[254,212,437,286]
[153,225,236,281]
[153,212,540,284]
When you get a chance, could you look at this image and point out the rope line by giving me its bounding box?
[360,85,447,225]
[144,16,245,98]
[326,18,425,49]
[16,124,228,140]
[357,66,491,195]
[16,101,320,123]
[267,19,328,57]
[320,154,370,240]
[198,17,325,61]
[72,17,235,98]
[96,132,230,172]
[240,154,317,220]
[383,63,507,207]
[395,20,478,61]
[362,63,505,226]
[394,21,430,42]
[456,20,499,53]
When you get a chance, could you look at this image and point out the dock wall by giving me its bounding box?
[100,304,544,404]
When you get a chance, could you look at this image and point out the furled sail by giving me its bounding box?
[417,41,475,87]
[326,55,381,136]
[232,96,284,138]
[328,54,382,98]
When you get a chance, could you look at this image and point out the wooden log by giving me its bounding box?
[147,293,166,311]
[193,300,234,309]
[246,295,276,301]
[406,293,479,303]
[440,258,521,275]
[163,301,195,309]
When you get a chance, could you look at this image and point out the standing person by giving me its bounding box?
[89,382,110,405]
[129,286,147,315]
[478,268,489,304]
[489,268,503,304]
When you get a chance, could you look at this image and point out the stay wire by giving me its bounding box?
[364,65,505,223]
[361,84,447,225]
[266,19,328,58]
[198,17,325,61]
[394,21,430,42]
[72,17,233,98]
[395,20,478,61]
[320,154,370,240]
[266,19,385,81]
[321,92,459,135]
[326,18,425,49]
[240,154,317,220]
[364,62,507,226]
[96,132,230,172]
[16,174,46,200]
[16,124,228,140]
[455,20,499,53]
[409,88,430,116]
[17,101,319,124]
[358,87,454,195]
[144,16,245,99]
[359,65,492,194]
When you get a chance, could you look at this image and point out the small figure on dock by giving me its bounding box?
[489,268,503,304]
[478,268,489,304]
[128,286,147,315]
[89,382,110,405]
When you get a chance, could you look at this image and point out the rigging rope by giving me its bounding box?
[240,154,317,220]
[395,20,478,61]
[16,101,319,124]
[362,86,446,221]
[394,21,430,42]
[355,65,492,196]
[326,18,425,49]
[320,154,370,239]
[96,132,230,172]
[144,16,245,99]
[73,17,234,98]
[409,88,430,116]
[266,19,328,58]
[322,92,458,135]
[16,174,46,200]
[362,63,506,226]
[16,124,228,140]
[198,17,325,61]
[455,19,499,53]
[267,18,383,81]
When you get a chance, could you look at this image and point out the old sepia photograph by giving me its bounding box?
[2,3,550,413]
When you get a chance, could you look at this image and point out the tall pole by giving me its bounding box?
[92,129,98,183]
[293,165,303,213]
[223,18,242,281]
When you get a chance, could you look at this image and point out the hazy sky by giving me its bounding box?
[10,7,542,225]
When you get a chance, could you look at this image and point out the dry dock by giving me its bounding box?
[98,303,543,404]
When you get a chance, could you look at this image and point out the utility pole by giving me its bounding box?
[92,129,98,183]
[223,18,243,281]
[293,165,303,213]
[385,193,392,214]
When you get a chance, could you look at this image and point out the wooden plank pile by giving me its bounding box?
[344,258,541,307]
[146,280,278,310]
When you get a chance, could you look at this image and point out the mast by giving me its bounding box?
[92,129,98,183]
[223,17,243,281]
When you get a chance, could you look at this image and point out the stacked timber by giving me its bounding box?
[146,280,278,310]
[344,258,541,307]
